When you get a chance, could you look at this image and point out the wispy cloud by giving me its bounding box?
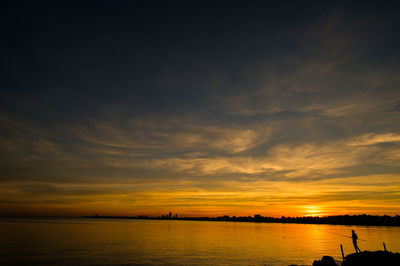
[348,133,400,146]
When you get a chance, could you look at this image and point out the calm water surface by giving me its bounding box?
[0,218,399,265]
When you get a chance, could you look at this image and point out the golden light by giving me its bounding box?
[303,206,325,217]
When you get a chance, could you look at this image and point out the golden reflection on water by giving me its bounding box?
[0,218,399,265]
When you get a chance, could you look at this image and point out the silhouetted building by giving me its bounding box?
[254,214,263,222]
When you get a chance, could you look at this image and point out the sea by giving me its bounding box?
[0,218,399,265]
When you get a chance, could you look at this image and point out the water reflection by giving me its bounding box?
[0,218,399,265]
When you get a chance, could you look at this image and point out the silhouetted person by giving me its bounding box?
[352,230,361,253]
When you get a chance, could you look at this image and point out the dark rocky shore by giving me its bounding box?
[313,250,400,266]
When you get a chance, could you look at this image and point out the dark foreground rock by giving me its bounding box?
[312,251,400,266]
[342,250,400,266]
[312,256,338,266]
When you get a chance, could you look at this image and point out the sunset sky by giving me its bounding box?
[1,1,400,217]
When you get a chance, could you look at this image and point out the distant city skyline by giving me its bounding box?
[1,1,400,217]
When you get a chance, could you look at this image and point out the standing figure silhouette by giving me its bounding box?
[352,230,361,253]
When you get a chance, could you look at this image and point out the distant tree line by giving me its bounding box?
[84,214,400,226]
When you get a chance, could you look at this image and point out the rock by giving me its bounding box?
[313,255,338,266]
[342,251,400,266]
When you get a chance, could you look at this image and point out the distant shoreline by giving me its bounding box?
[82,214,400,227]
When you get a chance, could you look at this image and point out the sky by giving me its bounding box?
[1,0,400,217]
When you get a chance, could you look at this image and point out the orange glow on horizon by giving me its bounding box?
[1,172,400,217]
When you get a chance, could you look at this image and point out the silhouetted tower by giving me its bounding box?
[169,212,172,219]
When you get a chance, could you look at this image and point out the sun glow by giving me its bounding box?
[303,206,325,217]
